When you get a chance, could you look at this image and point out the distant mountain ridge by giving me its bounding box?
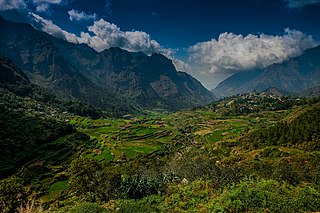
[0,16,215,112]
[262,87,293,97]
[212,45,320,98]
[299,86,320,98]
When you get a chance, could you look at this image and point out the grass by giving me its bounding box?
[40,180,68,202]
[48,180,68,192]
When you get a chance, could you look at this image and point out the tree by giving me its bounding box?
[67,157,121,202]
[0,176,26,213]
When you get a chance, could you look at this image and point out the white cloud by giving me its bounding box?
[31,0,62,13]
[30,13,188,82]
[188,29,318,73]
[32,0,62,3]
[80,18,166,54]
[284,0,320,8]
[186,29,319,89]
[0,0,26,10]
[35,3,48,12]
[30,13,173,57]
[68,9,97,22]
[31,12,79,43]
[172,58,190,72]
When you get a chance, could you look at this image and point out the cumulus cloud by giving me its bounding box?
[30,13,186,76]
[68,9,97,22]
[80,19,163,53]
[30,13,174,58]
[0,0,26,10]
[188,29,318,74]
[32,0,62,3]
[31,0,62,13]
[284,0,320,8]
[31,12,79,43]
[172,58,190,72]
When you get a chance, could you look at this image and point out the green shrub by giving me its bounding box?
[119,175,163,199]
[68,202,108,213]
[117,195,164,213]
[67,157,121,202]
[210,178,320,213]
[163,179,214,212]
[0,176,26,213]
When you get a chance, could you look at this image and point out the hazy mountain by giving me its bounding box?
[0,16,215,111]
[212,69,263,98]
[213,45,320,98]
[299,86,320,98]
[262,87,294,97]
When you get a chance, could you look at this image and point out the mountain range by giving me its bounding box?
[1,15,320,111]
[212,45,320,98]
[0,16,215,112]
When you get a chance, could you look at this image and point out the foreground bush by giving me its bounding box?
[0,176,26,213]
[163,179,215,212]
[116,195,164,213]
[68,203,108,213]
[210,178,320,213]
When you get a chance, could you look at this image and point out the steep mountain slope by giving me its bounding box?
[0,16,135,116]
[52,38,216,109]
[213,45,320,98]
[0,16,215,111]
[212,69,263,98]
[90,49,215,109]
[0,56,30,85]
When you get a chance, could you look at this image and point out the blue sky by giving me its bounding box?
[1,0,320,89]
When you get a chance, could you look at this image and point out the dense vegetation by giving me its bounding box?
[1,89,320,212]
[246,103,320,150]
[0,83,107,118]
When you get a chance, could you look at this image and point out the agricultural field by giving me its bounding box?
[66,96,293,164]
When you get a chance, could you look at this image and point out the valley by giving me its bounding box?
[1,82,319,212]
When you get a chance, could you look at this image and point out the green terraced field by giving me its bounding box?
[67,103,289,163]
[69,115,178,160]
